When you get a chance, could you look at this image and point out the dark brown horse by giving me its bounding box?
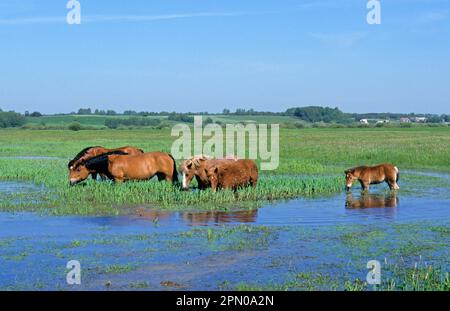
[68,146,144,180]
[345,163,400,191]
[205,159,258,192]
[69,151,178,185]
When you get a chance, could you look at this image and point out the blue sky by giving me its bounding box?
[0,0,449,114]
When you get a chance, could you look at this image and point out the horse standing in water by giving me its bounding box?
[69,151,178,185]
[345,163,400,192]
[68,146,144,180]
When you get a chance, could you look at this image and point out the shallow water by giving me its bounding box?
[0,181,45,196]
[0,156,62,160]
[0,171,449,290]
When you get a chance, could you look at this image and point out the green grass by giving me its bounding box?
[0,127,449,214]
[103,264,136,274]
[233,266,449,291]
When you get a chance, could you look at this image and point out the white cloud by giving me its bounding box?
[0,11,246,25]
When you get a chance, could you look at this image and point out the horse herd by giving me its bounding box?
[68,146,258,192]
[68,145,400,192]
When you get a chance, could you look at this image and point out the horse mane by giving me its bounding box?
[80,150,128,171]
[190,155,212,167]
[68,146,102,168]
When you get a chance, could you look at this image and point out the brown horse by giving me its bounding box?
[69,151,178,185]
[68,151,128,185]
[205,159,258,192]
[179,155,238,190]
[68,146,144,180]
[345,163,400,191]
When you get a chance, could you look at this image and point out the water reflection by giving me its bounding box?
[180,209,257,226]
[135,207,258,226]
[345,192,398,209]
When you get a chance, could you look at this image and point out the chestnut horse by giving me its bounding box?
[68,146,144,180]
[205,159,258,192]
[179,155,238,190]
[68,151,128,185]
[69,151,178,185]
[345,163,399,192]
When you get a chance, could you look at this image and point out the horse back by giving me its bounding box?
[356,163,397,181]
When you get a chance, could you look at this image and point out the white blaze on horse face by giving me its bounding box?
[182,172,187,189]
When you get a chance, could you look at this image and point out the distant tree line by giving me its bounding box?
[1,106,448,129]
[285,106,353,124]
[221,108,283,116]
[75,108,118,115]
[24,111,43,117]
[0,109,26,128]
[74,108,212,117]
[105,117,161,129]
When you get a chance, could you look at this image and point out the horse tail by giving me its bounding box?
[394,166,399,182]
[168,154,179,185]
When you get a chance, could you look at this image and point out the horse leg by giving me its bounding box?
[165,175,173,183]
[392,179,400,190]
[156,173,165,182]
[360,181,369,192]
[387,178,400,190]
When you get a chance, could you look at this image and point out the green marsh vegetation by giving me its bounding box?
[0,127,449,214]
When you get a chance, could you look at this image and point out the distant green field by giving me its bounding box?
[209,115,298,124]
[2,126,449,171]
[24,114,169,128]
[24,114,297,128]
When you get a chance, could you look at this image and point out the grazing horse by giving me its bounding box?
[68,151,128,185]
[69,151,178,185]
[205,159,258,192]
[345,163,400,192]
[68,146,144,180]
[179,155,238,190]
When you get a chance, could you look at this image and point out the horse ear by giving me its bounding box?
[214,167,219,174]
[187,162,192,169]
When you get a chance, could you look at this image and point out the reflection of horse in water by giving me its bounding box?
[180,209,258,226]
[134,208,258,226]
[345,192,398,209]
[135,208,174,221]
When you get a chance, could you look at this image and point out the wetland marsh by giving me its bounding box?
[0,128,449,290]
